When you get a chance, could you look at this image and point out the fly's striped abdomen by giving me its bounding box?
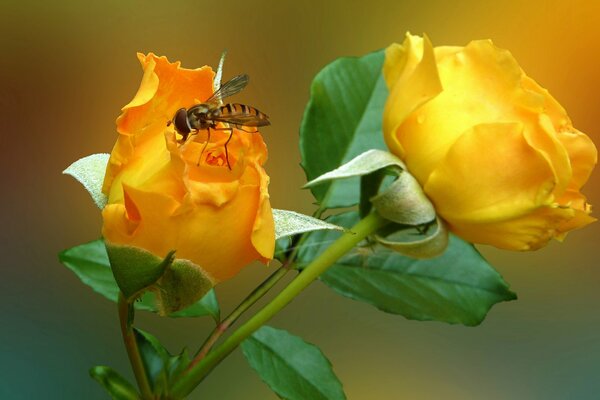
[210,103,270,127]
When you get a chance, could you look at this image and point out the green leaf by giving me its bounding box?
[300,50,388,210]
[134,329,170,395]
[168,289,220,322]
[58,240,220,319]
[89,365,139,400]
[304,149,404,188]
[63,153,110,209]
[242,326,346,400]
[274,237,291,262]
[273,209,345,239]
[134,329,192,396]
[166,348,192,384]
[298,213,517,326]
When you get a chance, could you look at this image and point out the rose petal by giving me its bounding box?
[556,128,598,190]
[447,204,575,251]
[425,122,557,223]
[395,39,528,184]
[382,33,443,161]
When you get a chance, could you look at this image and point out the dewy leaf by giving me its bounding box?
[63,153,110,209]
[89,365,139,400]
[304,149,405,188]
[300,50,388,210]
[242,326,346,400]
[297,213,517,326]
[273,209,345,239]
[58,240,220,319]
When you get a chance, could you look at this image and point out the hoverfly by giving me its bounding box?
[168,74,270,169]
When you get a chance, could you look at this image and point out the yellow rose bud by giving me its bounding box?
[102,53,275,282]
[383,34,597,251]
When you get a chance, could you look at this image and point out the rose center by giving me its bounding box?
[205,151,228,167]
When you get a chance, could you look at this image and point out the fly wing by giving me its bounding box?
[205,74,249,104]
[213,50,227,104]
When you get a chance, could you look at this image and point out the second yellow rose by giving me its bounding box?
[383,34,596,251]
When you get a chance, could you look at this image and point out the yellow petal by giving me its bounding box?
[556,128,598,190]
[523,114,572,197]
[382,33,443,160]
[447,204,575,251]
[554,189,595,237]
[424,122,556,223]
[395,39,528,184]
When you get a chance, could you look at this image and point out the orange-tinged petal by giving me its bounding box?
[424,122,556,223]
[117,53,214,136]
[108,131,174,203]
[251,163,276,261]
[174,184,265,281]
[102,53,275,283]
[122,55,159,110]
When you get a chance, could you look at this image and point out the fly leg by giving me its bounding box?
[211,126,234,169]
[196,128,211,166]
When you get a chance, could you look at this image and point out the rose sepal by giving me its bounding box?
[105,241,215,315]
[375,217,449,259]
[305,149,447,257]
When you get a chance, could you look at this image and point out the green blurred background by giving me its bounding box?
[1,0,599,398]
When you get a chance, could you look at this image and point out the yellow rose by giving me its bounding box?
[102,53,275,282]
[383,34,597,250]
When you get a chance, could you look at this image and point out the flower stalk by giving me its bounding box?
[118,293,153,399]
[189,263,293,367]
[171,212,389,398]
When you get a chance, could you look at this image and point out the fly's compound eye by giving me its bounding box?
[173,108,192,135]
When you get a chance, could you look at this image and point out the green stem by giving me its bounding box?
[118,293,153,400]
[189,263,292,368]
[171,212,388,398]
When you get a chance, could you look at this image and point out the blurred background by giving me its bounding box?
[1,0,599,398]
